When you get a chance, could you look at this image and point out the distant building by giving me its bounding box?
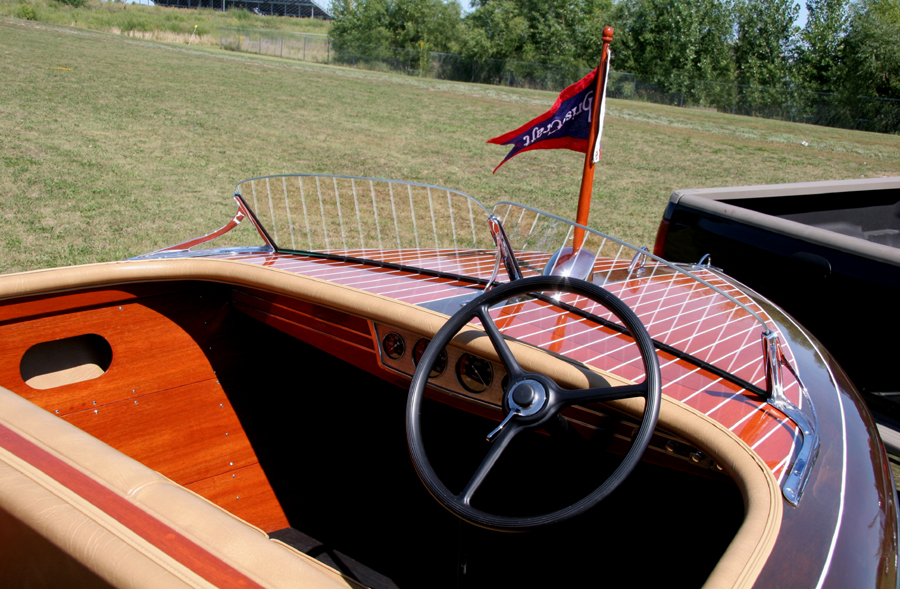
[153,0,331,19]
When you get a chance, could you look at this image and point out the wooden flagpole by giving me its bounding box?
[573,26,613,251]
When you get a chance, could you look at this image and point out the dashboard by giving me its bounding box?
[230,284,726,478]
[373,323,508,409]
[371,322,724,477]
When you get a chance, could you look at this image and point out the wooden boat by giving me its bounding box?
[0,174,896,588]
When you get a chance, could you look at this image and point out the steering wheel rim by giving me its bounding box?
[406,275,662,531]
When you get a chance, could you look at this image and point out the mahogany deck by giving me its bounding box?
[209,249,803,481]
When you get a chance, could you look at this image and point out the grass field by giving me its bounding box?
[2,17,899,274]
[0,0,329,45]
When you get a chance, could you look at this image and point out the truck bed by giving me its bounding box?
[654,177,900,417]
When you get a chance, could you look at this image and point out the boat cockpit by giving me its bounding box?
[0,175,826,588]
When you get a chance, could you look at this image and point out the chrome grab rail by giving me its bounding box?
[763,332,819,505]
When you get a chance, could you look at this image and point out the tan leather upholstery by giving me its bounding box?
[0,258,783,589]
[0,386,361,589]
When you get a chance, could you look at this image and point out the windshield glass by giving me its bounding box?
[234,175,496,274]
[230,174,781,391]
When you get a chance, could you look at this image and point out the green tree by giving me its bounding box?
[617,0,736,94]
[329,0,393,49]
[841,0,900,99]
[733,0,799,90]
[458,1,531,62]
[459,0,614,67]
[330,0,463,53]
[797,0,850,92]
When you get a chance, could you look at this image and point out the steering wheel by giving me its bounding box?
[406,275,661,531]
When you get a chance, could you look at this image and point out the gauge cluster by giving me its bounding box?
[374,324,506,406]
[373,324,724,475]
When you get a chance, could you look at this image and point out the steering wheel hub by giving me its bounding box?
[509,379,543,411]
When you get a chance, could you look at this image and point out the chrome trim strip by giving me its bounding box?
[131,245,274,261]
[803,337,848,588]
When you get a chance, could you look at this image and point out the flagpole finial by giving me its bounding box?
[603,26,614,43]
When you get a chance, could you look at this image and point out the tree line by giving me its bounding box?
[328,0,900,105]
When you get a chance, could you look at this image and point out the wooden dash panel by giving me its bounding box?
[232,291,374,351]
[233,288,372,343]
[64,379,258,486]
[235,301,381,378]
[186,463,289,534]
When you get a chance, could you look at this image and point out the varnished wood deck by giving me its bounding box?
[209,249,803,481]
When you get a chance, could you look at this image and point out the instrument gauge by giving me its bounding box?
[381,332,405,360]
[456,354,493,394]
[413,338,448,378]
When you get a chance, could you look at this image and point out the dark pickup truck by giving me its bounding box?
[653,176,900,421]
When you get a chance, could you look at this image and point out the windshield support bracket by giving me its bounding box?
[763,331,820,506]
[487,214,523,286]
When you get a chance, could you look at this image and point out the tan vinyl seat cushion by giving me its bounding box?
[0,385,361,589]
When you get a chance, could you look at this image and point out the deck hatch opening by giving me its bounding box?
[20,334,113,390]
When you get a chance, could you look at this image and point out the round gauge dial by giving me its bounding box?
[381,332,405,360]
[456,354,493,394]
[413,338,448,378]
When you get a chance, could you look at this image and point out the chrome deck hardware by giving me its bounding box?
[763,331,820,506]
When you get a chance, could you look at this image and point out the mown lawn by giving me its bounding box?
[0,0,329,44]
[2,17,899,273]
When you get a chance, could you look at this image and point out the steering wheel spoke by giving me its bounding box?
[476,304,525,381]
[459,421,522,506]
[558,382,648,406]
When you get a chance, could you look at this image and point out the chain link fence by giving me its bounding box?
[220,28,900,134]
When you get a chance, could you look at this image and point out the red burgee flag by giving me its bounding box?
[487,64,609,173]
